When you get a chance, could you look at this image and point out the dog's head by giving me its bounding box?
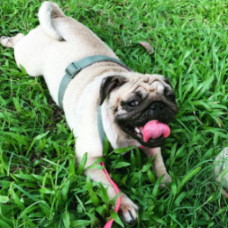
[100,73,178,148]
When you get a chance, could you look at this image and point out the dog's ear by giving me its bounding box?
[99,76,127,105]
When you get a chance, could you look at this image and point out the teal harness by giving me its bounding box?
[58,55,130,142]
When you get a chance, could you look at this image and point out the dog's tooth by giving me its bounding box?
[135,127,140,133]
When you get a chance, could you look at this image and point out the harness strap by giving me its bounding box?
[58,55,130,108]
[97,106,106,144]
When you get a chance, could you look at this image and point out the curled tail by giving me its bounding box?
[38,1,65,41]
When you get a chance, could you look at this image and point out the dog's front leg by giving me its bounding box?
[77,149,138,223]
[143,147,171,185]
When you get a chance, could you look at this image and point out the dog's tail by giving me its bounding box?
[38,1,65,41]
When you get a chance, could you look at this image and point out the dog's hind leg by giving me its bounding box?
[1,33,43,77]
[0,33,24,48]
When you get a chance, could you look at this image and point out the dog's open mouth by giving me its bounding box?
[120,120,171,148]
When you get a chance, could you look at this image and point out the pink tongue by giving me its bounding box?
[140,120,170,142]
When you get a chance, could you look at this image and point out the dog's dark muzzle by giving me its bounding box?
[116,100,178,148]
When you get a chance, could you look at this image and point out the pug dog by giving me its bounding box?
[0,1,178,223]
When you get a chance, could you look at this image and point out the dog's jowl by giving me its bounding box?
[0,1,178,223]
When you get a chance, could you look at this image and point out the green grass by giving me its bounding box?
[0,0,228,227]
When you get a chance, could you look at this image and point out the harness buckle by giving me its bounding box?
[65,62,82,78]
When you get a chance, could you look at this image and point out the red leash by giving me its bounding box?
[100,162,121,228]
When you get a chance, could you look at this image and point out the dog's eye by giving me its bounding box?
[127,99,140,107]
[121,97,141,110]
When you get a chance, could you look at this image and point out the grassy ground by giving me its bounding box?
[0,0,228,227]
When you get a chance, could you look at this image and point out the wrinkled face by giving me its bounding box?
[100,73,178,148]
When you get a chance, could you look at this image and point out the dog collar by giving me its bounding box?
[58,55,130,143]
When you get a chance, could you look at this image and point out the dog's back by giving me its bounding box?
[2,1,117,103]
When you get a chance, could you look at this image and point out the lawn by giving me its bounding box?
[0,0,227,227]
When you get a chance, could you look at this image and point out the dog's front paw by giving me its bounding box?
[160,173,172,188]
[119,194,138,223]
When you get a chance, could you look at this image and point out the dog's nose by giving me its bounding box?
[150,101,164,111]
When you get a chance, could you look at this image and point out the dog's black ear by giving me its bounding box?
[99,76,127,105]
